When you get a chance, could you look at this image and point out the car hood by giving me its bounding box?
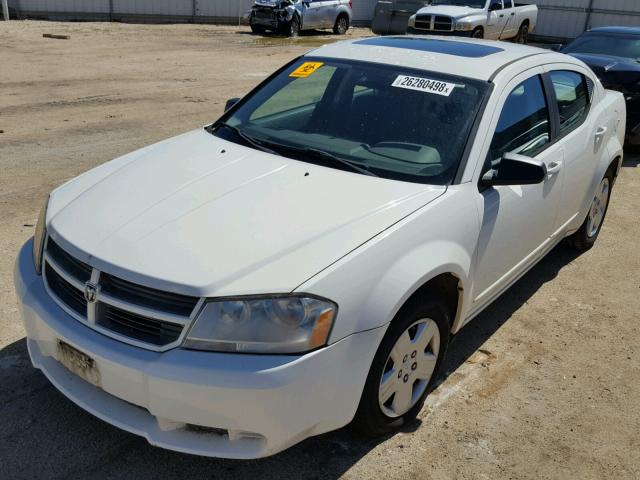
[253,0,289,8]
[48,129,445,297]
[568,53,640,90]
[416,5,484,19]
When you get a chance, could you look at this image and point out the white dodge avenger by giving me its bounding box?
[15,36,625,458]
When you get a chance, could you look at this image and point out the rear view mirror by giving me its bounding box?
[225,97,240,112]
[550,43,564,52]
[481,152,547,187]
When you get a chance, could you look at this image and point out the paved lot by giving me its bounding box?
[1,21,639,480]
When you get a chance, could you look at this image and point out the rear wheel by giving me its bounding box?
[472,27,484,39]
[567,172,613,251]
[353,296,450,437]
[333,14,349,35]
[516,23,529,44]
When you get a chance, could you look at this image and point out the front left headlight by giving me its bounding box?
[32,196,49,275]
[183,295,337,354]
[455,21,473,31]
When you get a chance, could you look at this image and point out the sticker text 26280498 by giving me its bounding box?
[391,75,455,97]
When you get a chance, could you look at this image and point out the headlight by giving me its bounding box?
[455,22,473,31]
[32,196,49,275]
[408,15,416,28]
[183,295,337,354]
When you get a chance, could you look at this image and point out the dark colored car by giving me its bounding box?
[562,27,640,147]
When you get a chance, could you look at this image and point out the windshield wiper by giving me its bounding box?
[275,144,378,177]
[214,122,281,156]
[305,147,378,177]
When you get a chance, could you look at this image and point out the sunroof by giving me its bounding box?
[354,37,504,58]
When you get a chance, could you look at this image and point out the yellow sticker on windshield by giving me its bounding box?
[290,62,324,78]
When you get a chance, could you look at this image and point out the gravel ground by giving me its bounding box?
[1,21,639,480]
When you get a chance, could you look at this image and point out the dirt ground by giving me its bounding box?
[1,21,639,480]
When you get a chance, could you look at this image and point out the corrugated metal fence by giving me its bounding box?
[7,0,640,39]
[533,0,640,39]
[8,0,257,22]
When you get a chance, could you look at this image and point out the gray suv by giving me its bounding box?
[249,0,353,37]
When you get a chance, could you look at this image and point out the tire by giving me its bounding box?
[516,23,529,44]
[353,295,450,437]
[566,171,614,251]
[472,27,484,39]
[333,14,349,35]
[283,14,300,37]
[249,15,266,34]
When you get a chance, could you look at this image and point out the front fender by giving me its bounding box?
[297,188,480,343]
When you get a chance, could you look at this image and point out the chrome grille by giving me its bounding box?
[413,14,453,32]
[434,16,453,31]
[414,14,432,30]
[45,263,87,316]
[43,237,201,351]
[97,303,184,346]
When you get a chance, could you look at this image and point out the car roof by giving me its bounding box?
[308,36,564,81]
[588,26,640,35]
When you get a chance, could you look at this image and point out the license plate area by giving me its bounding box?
[56,340,101,387]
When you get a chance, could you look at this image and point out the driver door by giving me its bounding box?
[302,0,323,29]
[472,68,566,306]
[486,0,508,40]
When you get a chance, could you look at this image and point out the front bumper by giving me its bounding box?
[14,240,386,458]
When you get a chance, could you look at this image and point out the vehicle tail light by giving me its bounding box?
[349,0,352,9]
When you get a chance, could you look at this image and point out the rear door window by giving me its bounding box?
[549,70,590,135]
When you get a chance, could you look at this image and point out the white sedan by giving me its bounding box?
[15,36,625,458]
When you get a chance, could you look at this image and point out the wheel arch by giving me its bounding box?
[393,273,464,336]
[607,155,622,183]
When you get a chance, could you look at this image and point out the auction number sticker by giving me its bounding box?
[391,75,455,96]
[290,62,324,78]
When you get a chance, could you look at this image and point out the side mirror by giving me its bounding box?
[225,97,240,112]
[481,152,547,187]
[549,43,564,52]
[488,2,502,12]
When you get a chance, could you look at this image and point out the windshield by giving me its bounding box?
[432,0,487,8]
[211,58,489,184]
[563,33,640,61]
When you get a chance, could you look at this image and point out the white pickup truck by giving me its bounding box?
[408,0,538,43]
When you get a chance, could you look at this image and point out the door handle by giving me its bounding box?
[510,12,515,16]
[499,14,504,17]
[594,126,608,152]
[546,161,563,176]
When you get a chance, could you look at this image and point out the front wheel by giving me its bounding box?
[353,296,450,437]
[472,27,484,39]
[249,14,266,34]
[516,23,529,44]
[283,15,300,37]
[567,172,613,251]
[333,14,349,35]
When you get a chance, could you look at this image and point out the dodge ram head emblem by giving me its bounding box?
[84,282,98,303]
